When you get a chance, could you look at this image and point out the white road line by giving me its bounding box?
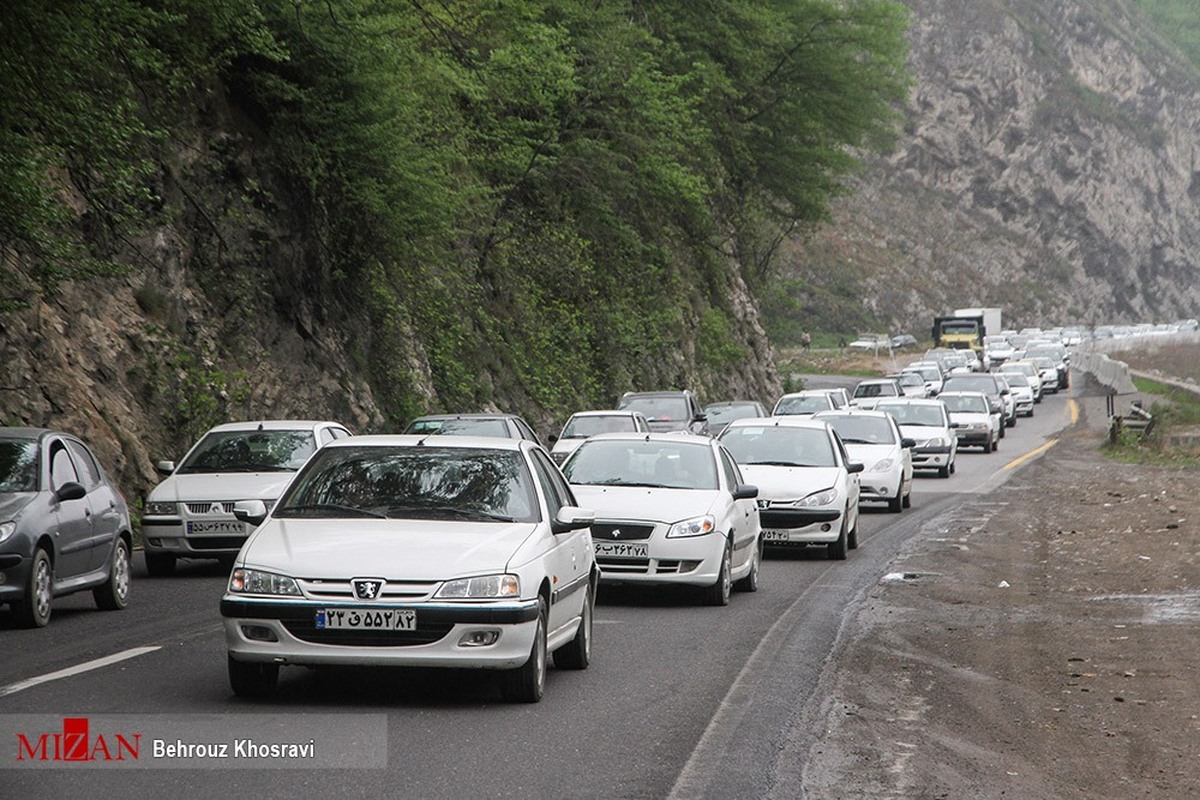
[0,646,162,698]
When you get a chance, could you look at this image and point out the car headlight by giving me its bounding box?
[797,488,838,508]
[0,521,16,545]
[923,437,948,448]
[869,458,896,473]
[229,568,301,596]
[144,501,178,516]
[666,515,716,538]
[435,574,520,599]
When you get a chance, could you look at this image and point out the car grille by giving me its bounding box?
[591,523,654,541]
[298,578,439,602]
[760,509,826,528]
[185,501,234,515]
[596,558,695,575]
[189,536,246,550]
[282,620,452,647]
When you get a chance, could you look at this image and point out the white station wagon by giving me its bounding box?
[221,435,597,703]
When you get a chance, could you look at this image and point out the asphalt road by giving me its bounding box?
[0,386,1078,799]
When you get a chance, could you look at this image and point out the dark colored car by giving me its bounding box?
[0,428,132,627]
[403,413,543,445]
[617,390,709,435]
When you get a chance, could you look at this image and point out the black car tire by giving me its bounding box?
[14,547,53,628]
[734,537,762,592]
[145,552,176,577]
[902,489,912,509]
[848,514,859,550]
[228,655,279,698]
[702,542,733,606]
[888,490,903,513]
[828,517,848,560]
[502,597,547,702]
[94,538,131,611]
[938,463,951,478]
[554,583,592,670]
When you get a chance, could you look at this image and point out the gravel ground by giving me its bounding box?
[800,381,1200,798]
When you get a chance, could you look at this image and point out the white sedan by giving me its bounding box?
[876,398,958,478]
[561,433,761,605]
[814,409,914,512]
[717,417,863,560]
[221,435,597,703]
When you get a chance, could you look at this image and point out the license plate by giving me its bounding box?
[762,530,792,542]
[594,541,648,558]
[315,608,416,631]
[186,520,247,535]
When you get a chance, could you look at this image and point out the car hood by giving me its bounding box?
[0,492,36,521]
[239,518,540,579]
[948,411,991,424]
[896,425,949,444]
[148,472,296,502]
[736,465,844,500]
[843,443,900,464]
[570,485,721,523]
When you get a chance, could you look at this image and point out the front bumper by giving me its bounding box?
[143,516,250,557]
[911,446,952,468]
[222,596,540,669]
[591,529,727,587]
[759,507,845,545]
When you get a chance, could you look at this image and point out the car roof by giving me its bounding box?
[567,410,639,418]
[408,413,523,421]
[875,398,943,407]
[705,400,761,408]
[204,420,344,432]
[937,390,989,400]
[325,434,527,451]
[723,416,830,431]
[579,432,714,446]
[0,426,53,439]
[813,408,892,419]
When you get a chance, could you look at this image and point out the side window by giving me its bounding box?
[50,444,80,489]
[530,450,574,516]
[717,448,742,490]
[515,419,539,442]
[65,440,102,490]
[318,428,336,446]
[331,427,352,440]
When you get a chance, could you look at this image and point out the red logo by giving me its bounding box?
[16,717,141,762]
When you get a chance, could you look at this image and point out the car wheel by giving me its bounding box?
[887,490,903,513]
[937,463,950,478]
[991,435,999,452]
[827,517,848,561]
[902,488,912,509]
[734,537,761,593]
[228,655,279,698]
[702,542,732,606]
[93,538,131,611]
[14,547,53,628]
[847,512,859,550]
[502,597,547,702]
[1008,416,1017,428]
[145,552,176,577]
[999,422,1006,438]
[554,581,593,670]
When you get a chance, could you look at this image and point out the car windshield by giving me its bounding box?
[942,395,989,414]
[704,403,763,424]
[560,415,638,439]
[774,395,832,415]
[1005,373,1030,387]
[405,418,511,437]
[718,425,836,467]
[177,429,316,474]
[563,440,718,490]
[0,439,39,492]
[943,376,996,395]
[275,446,538,522]
[820,416,897,445]
[878,404,945,427]
[617,395,690,422]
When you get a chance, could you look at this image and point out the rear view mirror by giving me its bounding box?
[733,484,759,501]
[55,482,87,502]
[552,505,595,534]
[233,499,269,527]
[155,460,176,476]
[847,462,865,474]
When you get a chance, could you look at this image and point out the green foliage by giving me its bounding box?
[146,341,251,450]
[1137,1,1200,68]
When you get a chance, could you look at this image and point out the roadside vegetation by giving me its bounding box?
[1101,342,1200,466]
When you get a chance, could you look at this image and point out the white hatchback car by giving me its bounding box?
[561,433,761,605]
[939,391,1001,452]
[813,409,914,512]
[550,410,650,465]
[876,399,958,478]
[142,420,353,575]
[221,435,596,703]
[717,417,863,560]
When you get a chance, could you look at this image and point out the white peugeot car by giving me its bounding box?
[221,436,597,703]
[813,409,914,512]
[717,417,863,560]
[549,410,650,465]
[939,391,1001,452]
[142,420,354,575]
[561,433,761,605]
[876,399,958,478]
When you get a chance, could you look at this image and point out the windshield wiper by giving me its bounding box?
[386,504,519,523]
[839,437,873,444]
[750,460,805,467]
[279,503,387,519]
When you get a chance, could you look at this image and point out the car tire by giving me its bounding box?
[827,518,848,561]
[991,435,999,452]
[734,537,761,593]
[847,513,859,550]
[938,463,950,478]
[228,655,279,698]
[502,597,547,702]
[145,552,176,577]
[702,542,732,606]
[1008,416,1017,428]
[93,538,131,611]
[902,488,912,509]
[887,491,903,513]
[554,582,593,670]
[14,547,53,628]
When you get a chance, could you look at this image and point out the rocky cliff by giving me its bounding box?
[784,0,1200,335]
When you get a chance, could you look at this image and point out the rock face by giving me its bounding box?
[789,0,1200,332]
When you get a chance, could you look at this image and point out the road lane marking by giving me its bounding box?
[0,645,161,698]
[1003,439,1057,471]
[1068,397,1079,424]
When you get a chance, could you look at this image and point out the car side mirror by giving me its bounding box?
[847,462,865,474]
[155,460,176,476]
[55,482,87,502]
[552,505,595,535]
[233,499,269,527]
[901,438,916,449]
[733,484,758,501]
[693,413,708,422]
